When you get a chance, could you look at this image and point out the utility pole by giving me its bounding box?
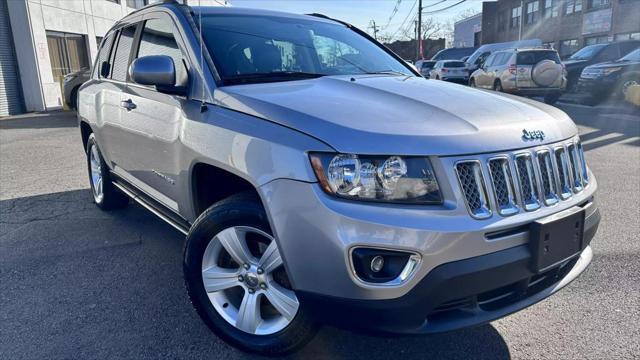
[368,20,380,40]
[417,0,423,60]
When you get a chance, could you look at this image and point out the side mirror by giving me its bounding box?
[130,55,185,94]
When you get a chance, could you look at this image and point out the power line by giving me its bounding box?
[382,0,402,30]
[390,0,417,40]
[422,0,468,15]
[422,0,447,9]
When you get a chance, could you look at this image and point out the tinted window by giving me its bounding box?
[620,48,640,61]
[517,51,561,64]
[94,32,116,78]
[137,17,187,84]
[443,61,465,68]
[569,44,606,60]
[200,15,412,84]
[111,25,137,82]
[596,44,620,61]
[421,61,436,69]
[619,42,640,56]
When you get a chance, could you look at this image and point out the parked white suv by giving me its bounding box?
[77,3,599,355]
[470,48,566,104]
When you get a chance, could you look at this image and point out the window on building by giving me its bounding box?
[136,17,188,84]
[544,0,559,18]
[110,25,137,82]
[46,31,90,79]
[526,1,540,24]
[615,32,640,41]
[588,0,610,9]
[511,5,522,28]
[565,0,582,15]
[559,39,579,57]
[498,10,507,31]
[585,35,610,45]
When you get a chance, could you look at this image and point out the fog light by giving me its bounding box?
[370,256,385,273]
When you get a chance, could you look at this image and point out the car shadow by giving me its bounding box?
[561,104,640,151]
[0,189,511,359]
[0,110,77,130]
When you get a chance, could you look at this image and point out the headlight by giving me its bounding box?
[602,67,622,76]
[309,153,442,204]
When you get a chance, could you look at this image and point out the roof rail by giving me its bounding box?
[124,0,182,18]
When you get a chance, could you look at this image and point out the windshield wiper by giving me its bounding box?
[363,70,410,76]
[224,71,326,85]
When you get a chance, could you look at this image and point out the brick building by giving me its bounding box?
[481,0,640,57]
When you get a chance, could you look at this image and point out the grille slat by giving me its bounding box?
[488,157,518,216]
[514,154,541,211]
[455,161,492,219]
[454,139,588,219]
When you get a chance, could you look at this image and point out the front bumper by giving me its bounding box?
[577,77,617,96]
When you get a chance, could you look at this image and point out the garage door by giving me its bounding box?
[0,0,23,116]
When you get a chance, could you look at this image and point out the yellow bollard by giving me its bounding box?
[59,75,70,111]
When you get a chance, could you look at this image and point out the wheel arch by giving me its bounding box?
[80,120,93,151]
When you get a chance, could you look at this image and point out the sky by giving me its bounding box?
[230,0,484,41]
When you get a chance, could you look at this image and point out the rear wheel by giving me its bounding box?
[183,192,318,355]
[86,134,128,210]
[493,80,503,92]
[618,74,639,98]
[469,78,476,87]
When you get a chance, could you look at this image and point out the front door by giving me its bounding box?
[115,13,191,213]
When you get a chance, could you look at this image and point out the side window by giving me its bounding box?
[619,42,639,56]
[597,45,619,62]
[94,32,116,79]
[110,24,137,82]
[136,17,188,84]
[484,54,496,67]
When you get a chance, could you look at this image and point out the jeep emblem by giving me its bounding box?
[522,129,545,141]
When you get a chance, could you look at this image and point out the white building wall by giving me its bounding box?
[8,0,226,113]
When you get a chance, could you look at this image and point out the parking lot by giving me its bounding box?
[1,102,639,359]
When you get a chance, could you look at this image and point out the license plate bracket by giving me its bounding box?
[529,207,585,274]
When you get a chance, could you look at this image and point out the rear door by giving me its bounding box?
[515,50,562,88]
[114,12,191,212]
[476,54,495,88]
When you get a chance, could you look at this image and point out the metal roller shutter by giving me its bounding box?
[0,0,23,116]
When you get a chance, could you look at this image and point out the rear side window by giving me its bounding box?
[110,25,137,82]
[495,53,512,66]
[136,17,188,84]
[619,42,640,56]
[443,62,465,68]
[517,51,560,65]
[596,45,620,62]
[94,32,116,79]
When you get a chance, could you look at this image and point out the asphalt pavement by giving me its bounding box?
[1,104,639,359]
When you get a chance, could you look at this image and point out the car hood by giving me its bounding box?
[214,75,578,155]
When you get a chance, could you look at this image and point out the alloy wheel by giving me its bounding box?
[89,145,104,203]
[621,79,638,96]
[201,226,299,335]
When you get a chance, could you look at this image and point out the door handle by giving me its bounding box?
[120,99,136,111]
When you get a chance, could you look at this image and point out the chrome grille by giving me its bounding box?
[514,154,541,211]
[554,147,572,199]
[454,138,589,218]
[536,150,559,206]
[487,157,518,216]
[455,161,491,219]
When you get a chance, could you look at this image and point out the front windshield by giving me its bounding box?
[569,44,607,60]
[200,14,414,85]
[620,48,640,61]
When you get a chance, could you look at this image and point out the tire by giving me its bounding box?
[543,93,561,105]
[183,192,318,355]
[469,78,476,87]
[617,74,639,98]
[86,133,128,210]
[436,75,440,80]
[493,80,503,92]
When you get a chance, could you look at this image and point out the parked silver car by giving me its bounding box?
[414,59,436,78]
[429,60,468,83]
[470,48,566,104]
[63,68,91,109]
[78,3,599,356]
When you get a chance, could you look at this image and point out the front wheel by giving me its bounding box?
[86,133,128,210]
[469,78,476,87]
[183,192,318,355]
[493,80,503,92]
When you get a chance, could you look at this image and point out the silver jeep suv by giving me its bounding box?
[78,3,600,355]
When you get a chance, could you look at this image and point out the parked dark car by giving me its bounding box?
[63,68,91,109]
[431,47,477,61]
[577,47,640,104]
[414,59,437,78]
[563,40,640,91]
